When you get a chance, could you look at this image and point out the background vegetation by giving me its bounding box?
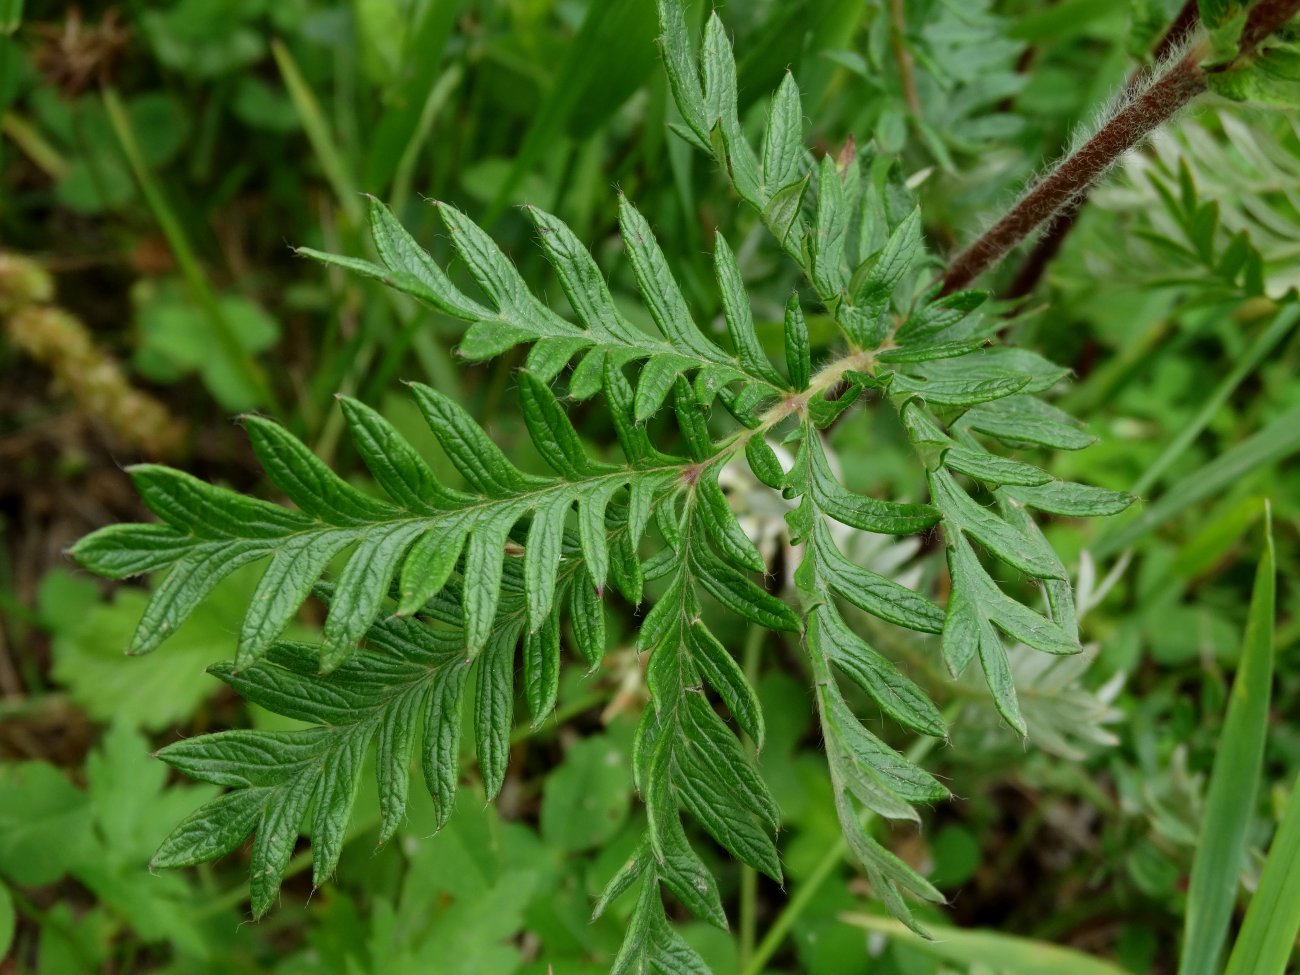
[1,0,1297,973]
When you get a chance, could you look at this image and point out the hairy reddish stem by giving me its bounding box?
[942,46,1208,294]
[889,0,921,115]
[943,0,1300,296]
[1003,0,1200,299]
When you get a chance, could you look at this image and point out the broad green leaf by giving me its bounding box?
[540,730,633,853]
[46,568,266,731]
[0,763,95,886]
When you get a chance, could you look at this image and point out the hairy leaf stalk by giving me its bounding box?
[945,0,1300,294]
[1004,0,1201,299]
[942,45,1209,294]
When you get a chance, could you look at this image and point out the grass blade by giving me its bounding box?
[271,39,362,226]
[1132,306,1299,496]
[102,87,277,412]
[1093,407,1300,558]
[1178,503,1276,975]
[1224,772,1300,975]
[841,915,1129,975]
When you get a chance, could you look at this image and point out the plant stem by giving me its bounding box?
[738,702,962,975]
[944,0,1300,295]
[1003,0,1201,299]
[941,43,1209,295]
[2,111,70,179]
[1238,0,1300,52]
[271,39,363,228]
[103,87,280,413]
[737,623,767,969]
[888,0,921,115]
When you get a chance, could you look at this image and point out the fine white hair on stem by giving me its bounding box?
[1005,34,1202,244]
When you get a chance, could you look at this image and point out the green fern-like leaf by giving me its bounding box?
[69,3,1140,965]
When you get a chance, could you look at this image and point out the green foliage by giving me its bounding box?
[7,1,1298,972]
[62,2,1140,964]
[0,722,218,957]
[843,914,1130,975]
[1224,772,1300,975]
[1179,507,1275,975]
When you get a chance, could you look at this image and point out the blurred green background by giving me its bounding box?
[1,0,1298,972]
